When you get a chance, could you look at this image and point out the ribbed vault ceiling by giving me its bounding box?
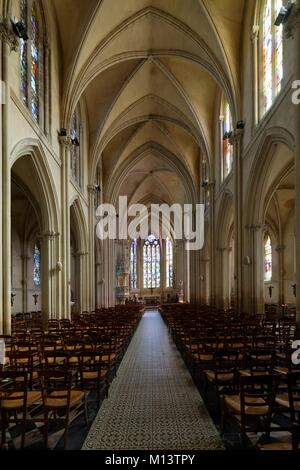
[52,0,246,206]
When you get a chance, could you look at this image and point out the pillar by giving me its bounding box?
[87,185,97,312]
[231,128,244,313]
[285,1,300,333]
[59,135,72,319]
[0,19,18,334]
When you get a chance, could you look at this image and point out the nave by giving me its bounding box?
[83,309,223,450]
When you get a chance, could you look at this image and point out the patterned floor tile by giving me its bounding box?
[82,310,224,450]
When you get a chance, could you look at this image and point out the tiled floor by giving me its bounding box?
[82,309,224,450]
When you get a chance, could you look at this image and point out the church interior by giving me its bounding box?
[1,0,300,452]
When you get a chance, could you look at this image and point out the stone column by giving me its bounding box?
[276,245,285,306]
[21,255,30,314]
[285,1,300,332]
[87,185,97,312]
[0,19,18,334]
[74,250,87,314]
[59,135,72,319]
[208,181,216,306]
[231,128,244,313]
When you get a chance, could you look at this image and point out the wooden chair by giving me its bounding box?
[0,370,41,449]
[275,371,300,423]
[221,374,278,445]
[39,369,87,449]
[205,350,239,408]
[77,351,110,407]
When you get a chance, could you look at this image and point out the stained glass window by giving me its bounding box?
[220,96,233,180]
[19,1,44,124]
[275,0,283,96]
[261,0,283,117]
[20,0,28,106]
[264,235,272,282]
[70,109,81,186]
[130,239,137,289]
[143,235,160,288]
[166,237,173,288]
[33,242,41,286]
[30,2,40,122]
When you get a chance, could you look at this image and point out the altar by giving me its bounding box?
[144,296,160,306]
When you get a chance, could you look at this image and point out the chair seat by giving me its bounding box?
[276,353,286,360]
[275,393,300,410]
[259,441,293,450]
[273,367,289,375]
[45,390,85,408]
[240,369,270,377]
[224,394,269,415]
[1,390,41,409]
[16,371,39,382]
[206,371,234,382]
[82,370,108,380]
[101,353,116,362]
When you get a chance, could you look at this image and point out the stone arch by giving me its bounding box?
[10,138,61,324]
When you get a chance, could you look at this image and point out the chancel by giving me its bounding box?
[0,0,300,452]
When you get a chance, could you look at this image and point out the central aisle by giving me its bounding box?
[82,310,224,450]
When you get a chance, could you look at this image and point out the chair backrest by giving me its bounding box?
[0,370,28,409]
[287,371,300,414]
[248,349,276,373]
[39,370,72,408]
[240,374,278,415]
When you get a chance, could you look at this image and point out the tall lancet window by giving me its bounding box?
[260,0,283,117]
[33,241,41,286]
[264,234,272,282]
[220,95,233,181]
[19,0,45,125]
[143,235,160,288]
[130,239,137,289]
[166,237,173,288]
[70,108,82,186]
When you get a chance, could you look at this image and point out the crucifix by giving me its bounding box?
[268,286,274,298]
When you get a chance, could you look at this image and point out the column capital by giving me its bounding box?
[87,184,97,194]
[40,230,59,241]
[0,18,19,52]
[229,128,244,145]
[284,2,300,39]
[275,245,285,252]
[58,135,72,148]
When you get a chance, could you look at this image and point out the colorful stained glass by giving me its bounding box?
[262,0,273,114]
[143,235,160,288]
[130,239,137,289]
[220,97,233,180]
[264,235,272,282]
[166,237,173,288]
[33,242,41,286]
[20,0,28,106]
[261,0,283,117]
[275,0,283,96]
[30,2,40,122]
